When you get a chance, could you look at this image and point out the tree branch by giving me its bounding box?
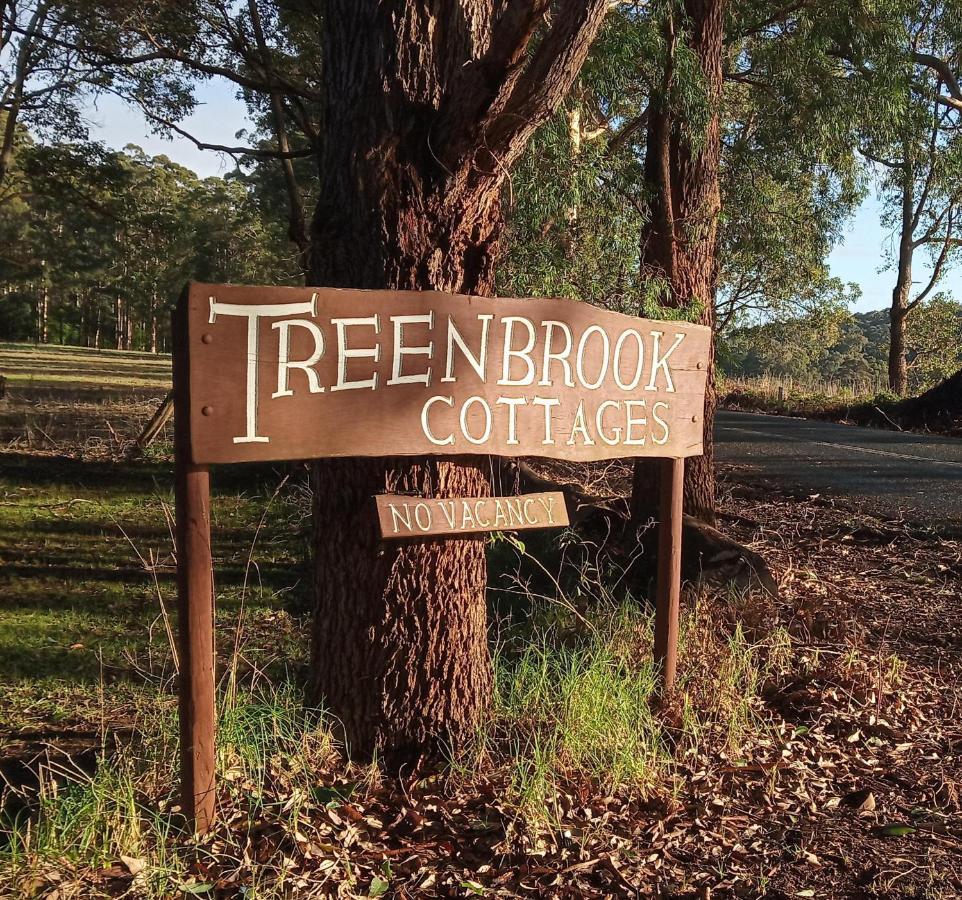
[605,106,649,156]
[436,0,552,162]
[124,94,313,161]
[913,50,962,103]
[247,0,309,261]
[910,87,943,235]
[7,19,321,101]
[908,207,956,310]
[481,0,610,166]
[858,146,906,170]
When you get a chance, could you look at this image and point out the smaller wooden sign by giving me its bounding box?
[375,491,569,539]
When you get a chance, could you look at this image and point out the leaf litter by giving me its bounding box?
[5,461,962,899]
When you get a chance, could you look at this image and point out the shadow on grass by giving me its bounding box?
[0,451,303,495]
[0,452,172,493]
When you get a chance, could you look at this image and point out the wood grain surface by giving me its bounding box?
[181,282,710,465]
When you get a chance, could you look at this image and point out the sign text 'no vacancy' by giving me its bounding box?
[375,491,569,539]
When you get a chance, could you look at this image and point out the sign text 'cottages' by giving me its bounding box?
[183,283,711,466]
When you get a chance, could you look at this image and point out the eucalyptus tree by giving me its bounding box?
[853,0,962,395]
[0,0,113,186]
[62,1,611,757]
[498,0,868,522]
[0,140,285,347]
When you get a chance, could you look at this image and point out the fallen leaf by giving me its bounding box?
[841,789,875,812]
[876,823,916,838]
[120,855,145,876]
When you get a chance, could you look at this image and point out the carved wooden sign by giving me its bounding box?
[375,491,569,539]
[182,283,711,465]
[172,282,708,834]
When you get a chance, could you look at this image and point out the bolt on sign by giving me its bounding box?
[172,282,710,833]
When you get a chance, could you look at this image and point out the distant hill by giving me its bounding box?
[851,309,888,372]
[718,301,962,394]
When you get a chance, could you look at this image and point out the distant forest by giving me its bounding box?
[719,302,962,395]
[0,140,301,352]
[3,136,961,398]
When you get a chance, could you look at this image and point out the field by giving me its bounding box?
[1,343,962,898]
[0,345,312,870]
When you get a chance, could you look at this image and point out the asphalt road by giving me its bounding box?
[715,410,962,530]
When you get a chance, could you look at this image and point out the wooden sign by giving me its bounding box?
[181,282,710,465]
[376,491,569,539]
[171,282,706,836]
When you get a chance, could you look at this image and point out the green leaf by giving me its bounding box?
[461,881,486,896]
[369,876,390,897]
[181,884,215,896]
[878,823,916,838]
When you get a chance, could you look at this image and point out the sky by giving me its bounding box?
[84,81,962,316]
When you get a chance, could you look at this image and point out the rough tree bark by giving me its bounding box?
[630,0,725,526]
[306,0,609,762]
[889,173,913,395]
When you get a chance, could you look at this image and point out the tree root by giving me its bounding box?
[496,458,778,598]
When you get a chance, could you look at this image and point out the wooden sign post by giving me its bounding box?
[172,298,216,834]
[172,282,710,832]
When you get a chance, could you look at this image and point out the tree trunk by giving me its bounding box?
[306,0,608,761]
[889,166,914,396]
[631,0,725,526]
[38,277,49,344]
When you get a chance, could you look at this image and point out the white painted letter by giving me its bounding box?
[499,316,537,386]
[421,395,455,446]
[460,395,492,445]
[537,495,557,524]
[208,294,318,444]
[567,400,596,446]
[576,325,610,389]
[646,331,685,392]
[442,314,491,382]
[496,396,527,445]
[388,312,434,386]
[272,319,325,398]
[613,329,644,391]
[539,320,575,387]
[331,315,380,391]
[414,503,432,531]
[533,397,561,445]
[652,401,671,445]
[595,399,623,446]
[624,399,648,445]
[389,503,412,534]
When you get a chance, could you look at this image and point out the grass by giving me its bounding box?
[0,352,170,373]
[720,373,902,426]
[722,372,888,401]
[482,592,787,820]
[490,603,668,811]
[2,588,789,898]
[2,686,336,899]
[0,453,312,745]
[0,344,793,897]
